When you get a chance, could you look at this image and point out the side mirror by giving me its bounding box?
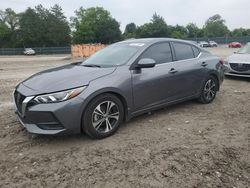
[136,58,156,68]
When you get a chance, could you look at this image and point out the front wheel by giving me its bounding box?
[82,94,124,139]
[198,76,218,104]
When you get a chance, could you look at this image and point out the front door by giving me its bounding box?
[131,42,179,111]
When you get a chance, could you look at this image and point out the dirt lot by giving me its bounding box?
[0,48,249,188]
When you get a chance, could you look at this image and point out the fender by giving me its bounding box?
[79,87,132,122]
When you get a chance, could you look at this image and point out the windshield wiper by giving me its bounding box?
[82,64,101,68]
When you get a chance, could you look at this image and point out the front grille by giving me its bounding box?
[230,63,250,72]
[14,91,26,114]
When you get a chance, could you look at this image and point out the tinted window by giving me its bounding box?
[173,43,195,60]
[140,42,172,64]
[192,46,200,57]
[82,44,141,67]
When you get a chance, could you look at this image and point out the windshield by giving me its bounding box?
[237,43,250,54]
[82,43,142,67]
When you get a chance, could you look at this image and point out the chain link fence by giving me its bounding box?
[189,36,250,44]
[0,47,71,55]
[1,36,250,56]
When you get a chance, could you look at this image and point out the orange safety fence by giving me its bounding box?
[71,44,106,58]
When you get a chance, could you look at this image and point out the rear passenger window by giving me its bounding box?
[140,42,172,64]
[173,43,195,60]
[192,46,200,57]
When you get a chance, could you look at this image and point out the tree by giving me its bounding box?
[186,23,202,38]
[149,13,170,37]
[0,8,19,47]
[0,8,18,32]
[230,28,250,37]
[18,5,71,47]
[136,13,170,38]
[19,7,43,47]
[46,4,71,46]
[0,22,11,47]
[123,22,137,39]
[71,7,121,44]
[170,25,188,39]
[204,14,229,37]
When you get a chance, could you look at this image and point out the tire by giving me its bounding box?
[198,76,218,104]
[82,94,124,139]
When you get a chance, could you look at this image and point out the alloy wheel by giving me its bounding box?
[92,101,120,133]
[204,79,216,101]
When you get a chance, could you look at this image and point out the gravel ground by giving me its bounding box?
[0,49,249,188]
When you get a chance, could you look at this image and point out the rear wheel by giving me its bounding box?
[82,94,124,139]
[198,76,218,104]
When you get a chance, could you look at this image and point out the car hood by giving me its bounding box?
[21,64,116,94]
[228,54,250,64]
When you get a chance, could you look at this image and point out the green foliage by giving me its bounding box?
[204,14,229,37]
[136,13,170,38]
[0,8,19,47]
[230,28,250,37]
[18,4,71,47]
[0,8,18,31]
[1,5,250,48]
[18,8,42,47]
[170,25,188,39]
[0,22,11,47]
[0,5,70,48]
[186,23,199,38]
[71,7,121,44]
[123,23,137,39]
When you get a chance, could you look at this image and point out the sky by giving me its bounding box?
[1,0,249,31]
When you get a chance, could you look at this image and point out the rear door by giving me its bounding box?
[171,42,204,98]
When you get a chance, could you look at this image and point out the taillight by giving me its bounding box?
[219,59,224,65]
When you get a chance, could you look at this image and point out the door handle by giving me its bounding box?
[169,68,178,74]
[201,62,208,67]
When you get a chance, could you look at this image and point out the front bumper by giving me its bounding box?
[14,89,85,135]
[224,63,250,78]
[224,72,250,78]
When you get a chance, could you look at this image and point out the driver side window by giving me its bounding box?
[140,42,173,64]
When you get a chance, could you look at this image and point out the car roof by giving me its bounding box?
[118,38,198,46]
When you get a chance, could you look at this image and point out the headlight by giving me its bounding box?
[34,86,86,104]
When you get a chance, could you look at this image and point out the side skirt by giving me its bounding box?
[127,94,199,120]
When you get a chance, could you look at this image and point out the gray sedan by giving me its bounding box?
[13,38,224,139]
[224,42,250,77]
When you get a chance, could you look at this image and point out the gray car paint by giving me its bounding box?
[14,38,224,135]
[21,64,116,94]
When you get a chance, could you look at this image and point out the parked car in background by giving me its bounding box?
[188,40,199,46]
[228,42,242,48]
[209,41,218,47]
[199,41,210,48]
[23,48,36,55]
[224,42,250,77]
[14,38,224,139]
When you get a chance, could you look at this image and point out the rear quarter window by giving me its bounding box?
[173,42,195,61]
[192,46,200,57]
